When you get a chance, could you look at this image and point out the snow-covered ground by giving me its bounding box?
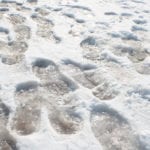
[0,0,150,149]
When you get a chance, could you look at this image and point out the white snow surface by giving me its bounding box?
[0,0,150,150]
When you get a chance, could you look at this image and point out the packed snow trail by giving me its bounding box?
[0,0,150,150]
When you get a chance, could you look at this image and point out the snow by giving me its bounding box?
[0,0,150,150]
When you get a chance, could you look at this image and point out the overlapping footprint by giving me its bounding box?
[61,58,119,101]
[10,57,81,136]
[32,58,78,96]
[32,58,82,135]
[31,14,61,43]
[0,12,30,65]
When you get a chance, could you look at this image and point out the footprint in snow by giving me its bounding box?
[91,104,144,150]
[32,58,78,97]
[34,7,50,16]
[14,25,31,41]
[80,36,101,61]
[11,79,80,136]
[0,100,18,150]
[31,14,61,43]
[48,106,83,134]
[61,59,119,100]
[8,14,26,25]
[113,43,147,63]
[11,81,42,135]
[0,41,28,65]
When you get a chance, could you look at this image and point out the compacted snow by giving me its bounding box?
[0,0,150,150]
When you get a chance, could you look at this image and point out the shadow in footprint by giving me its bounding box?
[0,100,10,125]
[32,58,59,80]
[32,58,57,69]
[91,104,145,150]
[0,102,10,118]
[16,81,38,93]
[0,27,9,34]
[104,12,118,15]
[133,19,147,25]
[80,36,100,61]
[62,58,97,71]
[31,14,55,40]
[27,0,38,4]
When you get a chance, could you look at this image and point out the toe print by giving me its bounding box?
[32,58,77,96]
[31,15,54,39]
[80,36,100,61]
[32,58,59,80]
